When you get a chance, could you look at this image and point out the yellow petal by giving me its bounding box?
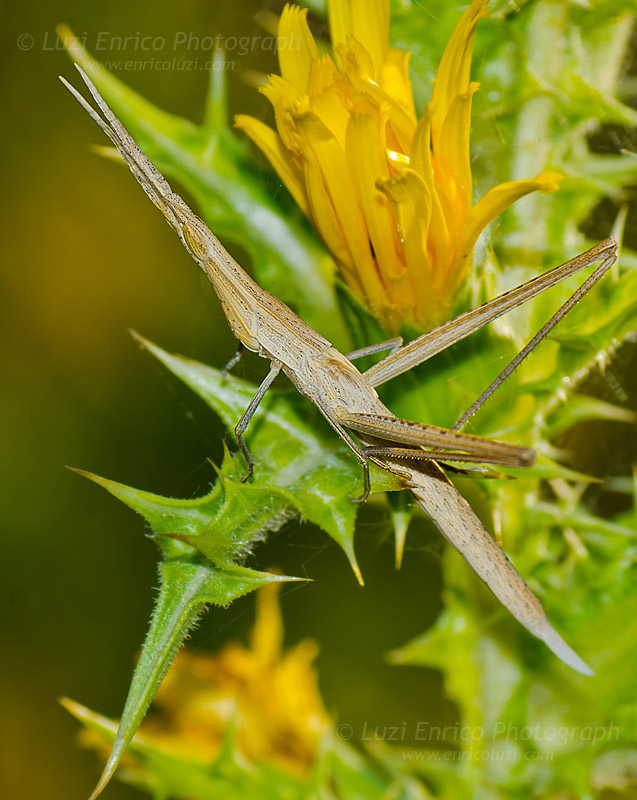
[251,582,283,667]
[327,0,351,66]
[278,4,319,92]
[381,49,417,124]
[388,150,410,167]
[259,75,305,153]
[328,0,389,78]
[431,0,488,149]
[307,53,338,95]
[343,35,376,79]
[309,83,351,151]
[410,106,451,280]
[350,0,389,79]
[235,115,310,217]
[377,169,439,325]
[410,108,433,181]
[452,171,563,292]
[436,81,480,227]
[346,112,407,294]
[302,151,360,290]
[340,43,416,153]
[294,110,387,314]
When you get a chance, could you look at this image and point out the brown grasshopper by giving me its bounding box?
[62,66,618,679]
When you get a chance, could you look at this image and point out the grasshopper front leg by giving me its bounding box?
[314,404,374,502]
[345,337,403,362]
[235,361,282,482]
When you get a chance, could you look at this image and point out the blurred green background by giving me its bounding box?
[1,2,635,799]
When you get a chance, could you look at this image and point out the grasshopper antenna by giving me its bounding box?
[453,242,618,431]
[59,66,183,234]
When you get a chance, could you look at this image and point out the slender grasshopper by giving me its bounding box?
[62,66,618,678]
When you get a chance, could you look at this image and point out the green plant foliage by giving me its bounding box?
[61,1,637,798]
[387,2,637,796]
[64,699,431,800]
[121,334,401,573]
[68,332,401,797]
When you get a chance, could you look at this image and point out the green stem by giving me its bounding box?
[87,557,293,799]
[88,559,211,799]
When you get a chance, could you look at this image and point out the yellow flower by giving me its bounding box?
[236,0,562,332]
[134,582,329,776]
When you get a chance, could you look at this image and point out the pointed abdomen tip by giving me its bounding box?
[539,622,594,676]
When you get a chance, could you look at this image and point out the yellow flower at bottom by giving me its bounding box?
[137,583,329,777]
[236,0,562,333]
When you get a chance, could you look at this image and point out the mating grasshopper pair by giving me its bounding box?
[62,66,618,677]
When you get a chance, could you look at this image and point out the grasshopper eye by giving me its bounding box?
[182,221,210,262]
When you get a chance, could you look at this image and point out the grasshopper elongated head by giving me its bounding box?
[167,201,213,266]
[181,219,210,263]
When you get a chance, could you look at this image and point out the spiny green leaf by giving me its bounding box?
[74,558,300,800]
[72,464,294,565]
[62,696,310,800]
[133,333,403,580]
[64,696,432,800]
[387,491,415,569]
